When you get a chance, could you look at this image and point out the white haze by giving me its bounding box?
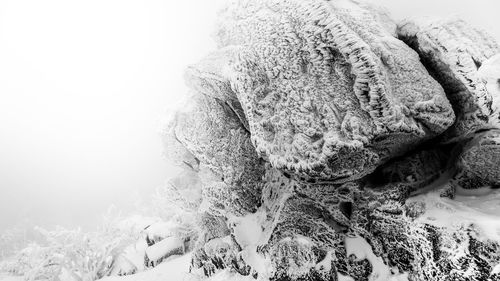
[0,0,498,233]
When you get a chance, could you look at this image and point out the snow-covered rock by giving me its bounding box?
[145,237,185,267]
[161,1,500,281]
[398,17,500,192]
[100,254,191,281]
[196,0,455,183]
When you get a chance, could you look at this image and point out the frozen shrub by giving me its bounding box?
[0,211,139,281]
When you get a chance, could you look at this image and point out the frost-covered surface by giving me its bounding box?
[166,0,500,280]
[0,179,200,281]
[398,17,500,192]
[1,254,255,281]
[145,237,184,262]
[4,1,500,281]
[100,254,191,281]
[398,17,500,139]
[194,0,455,183]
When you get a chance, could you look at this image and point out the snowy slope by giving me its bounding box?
[408,186,500,241]
[109,186,500,281]
[2,185,500,281]
[100,254,191,281]
[99,253,256,281]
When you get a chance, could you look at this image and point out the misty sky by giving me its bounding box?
[0,0,499,233]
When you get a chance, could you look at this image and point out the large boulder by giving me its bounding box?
[163,1,500,281]
[186,0,455,183]
[398,18,500,191]
[398,17,500,140]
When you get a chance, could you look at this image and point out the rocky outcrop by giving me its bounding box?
[163,0,500,280]
[398,18,500,191]
[398,18,500,139]
[170,93,265,216]
[189,0,455,183]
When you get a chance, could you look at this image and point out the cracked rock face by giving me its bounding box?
[163,0,500,280]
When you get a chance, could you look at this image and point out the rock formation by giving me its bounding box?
[398,18,500,192]
[164,0,500,280]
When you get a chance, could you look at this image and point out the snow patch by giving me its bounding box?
[230,211,265,248]
[315,250,334,272]
[121,240,149,271]
[345,236,408,281]
[492,263,500,275]
[408,187,500,241]
[478,53,500,124]
[145,236,184,262]
[100,254,191,281]
[228,211,272,279]
[338,274,355,281]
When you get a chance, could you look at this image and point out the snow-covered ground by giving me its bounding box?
[409,186,500,241]
[99,253,255,281]
[102,254,190,281]
[2,185,500,281]
[0,255,192,281]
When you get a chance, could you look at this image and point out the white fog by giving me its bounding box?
[1,0,498,234]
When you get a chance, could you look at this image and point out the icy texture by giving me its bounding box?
[398,18,500,191]
[188,0,455,183]
[398,17,500,139]
[171,93,265,216]
[162,1,500,281]
[453,129,500,190]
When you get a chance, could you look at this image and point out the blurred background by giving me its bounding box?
[0,0,498,234]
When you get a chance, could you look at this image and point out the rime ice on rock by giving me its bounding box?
[398,18,500,191]
[162,1,500,280]
[197,0,455,183]
[172,93,265,215]
[453,129,500,190]
[398,18,500,139]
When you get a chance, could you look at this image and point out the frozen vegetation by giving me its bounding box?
[3,0,500,280]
